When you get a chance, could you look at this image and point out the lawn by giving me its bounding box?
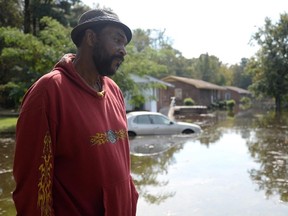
[0,117,18,134]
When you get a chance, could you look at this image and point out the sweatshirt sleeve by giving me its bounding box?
[13,80,56,216]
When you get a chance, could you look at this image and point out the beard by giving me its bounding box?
[92,42,124,76]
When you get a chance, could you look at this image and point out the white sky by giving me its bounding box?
[82,0,287,65]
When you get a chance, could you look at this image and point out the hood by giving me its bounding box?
[177,121,202,130]
[53,54,105,98]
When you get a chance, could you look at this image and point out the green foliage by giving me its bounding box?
[0,0,22,28]
[189,53,228,85]
[24,0,85,34]
[0,117,17,134]
[39,17,74,49]
[230,58,252,89]
[0,17,75,108]
[0,82,26,109]
[249,13,288,112]
[0,27,45,84]
[183,97,195,106]
[112,69,136,97]
[218,100,226,109]
[210,100,226,109]
[123,40,168,78]
[240,96,252,105]
[132,29,151,52]
[130,95,145,110]
[240,96,252,110]
[226,99,236,110]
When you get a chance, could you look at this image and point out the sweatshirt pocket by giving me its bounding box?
[103,176,138,216]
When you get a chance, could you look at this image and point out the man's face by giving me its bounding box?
[92,26,128,76]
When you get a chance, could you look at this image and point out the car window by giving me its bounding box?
[149,115,171,125]
[134,115,151,124]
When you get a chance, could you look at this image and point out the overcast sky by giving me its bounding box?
[82,0,287,65]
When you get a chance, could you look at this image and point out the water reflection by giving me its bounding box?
[196,110,262,148]
[198,110,288,204]
[129,135,198,156]
[198,110,288,205]
[130,135,198,205]
[247,111,288,202]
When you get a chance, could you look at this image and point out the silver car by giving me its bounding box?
[126,111,202,137]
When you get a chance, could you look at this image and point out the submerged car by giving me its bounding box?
[126,111,202,137]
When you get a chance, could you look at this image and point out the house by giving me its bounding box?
[223,86,252,103]
[125,74,174,112]
[158,75,226,109]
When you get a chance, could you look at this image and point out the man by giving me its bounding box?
[13,9,138,215]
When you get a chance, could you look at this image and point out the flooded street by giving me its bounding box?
[130,110,288,216]
[1,109,288,215]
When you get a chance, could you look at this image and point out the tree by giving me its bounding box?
[23,0,83,35]
[131,28,151,52]
[230,58,252,89]
[250,13,288,112]
[191,53,225,85]
[0,17,75,108]
[0,0,23,28]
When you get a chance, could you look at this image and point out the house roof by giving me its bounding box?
[162,75,226,90]
[225,86,251,94]
[130,74,174,87]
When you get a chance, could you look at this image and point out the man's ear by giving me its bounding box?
[84,29,97,47]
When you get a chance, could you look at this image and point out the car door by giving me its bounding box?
[133,114,157,135]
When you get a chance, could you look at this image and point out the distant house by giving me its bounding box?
[223,86,252,103]
[158,75,226,109]
[125,74,174,112]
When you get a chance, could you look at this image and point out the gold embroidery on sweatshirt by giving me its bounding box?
[90,129,127,146]
[37,132,53,216]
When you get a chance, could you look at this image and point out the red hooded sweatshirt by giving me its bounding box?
[13,54,138,216]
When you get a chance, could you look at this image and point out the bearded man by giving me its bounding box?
[13,9,138,216]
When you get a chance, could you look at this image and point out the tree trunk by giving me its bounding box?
[275,95,282,113]
[24,0,31,33]
[32,16,37,36]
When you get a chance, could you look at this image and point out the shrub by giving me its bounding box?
[218,100,226,109]
[0,82,25,109]
[183,97,195,106]
[240,97,251,105]
[226,99,236,110]
[240,97,252,110]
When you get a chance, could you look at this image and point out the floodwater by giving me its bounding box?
[1,109,288,215]
[130,110,288,216]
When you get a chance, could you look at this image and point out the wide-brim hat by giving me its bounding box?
[71,9,132,46]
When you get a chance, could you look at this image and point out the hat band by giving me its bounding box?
[81,16,121,25]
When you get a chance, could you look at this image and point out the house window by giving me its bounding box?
[175,88,182,99]
[225,92,231,100]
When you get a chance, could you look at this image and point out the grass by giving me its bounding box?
[0,117,18,134]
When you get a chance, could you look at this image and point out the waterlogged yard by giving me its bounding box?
[1,109,288,215]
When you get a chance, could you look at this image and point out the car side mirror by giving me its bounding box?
[170,121,174,125]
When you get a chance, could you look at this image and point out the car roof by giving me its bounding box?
[126,111,162,117]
